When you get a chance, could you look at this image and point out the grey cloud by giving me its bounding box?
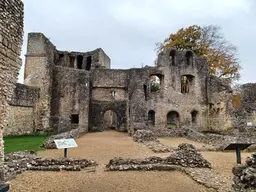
[18,0,255,84]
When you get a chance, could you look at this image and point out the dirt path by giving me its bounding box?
[9,131,209,192]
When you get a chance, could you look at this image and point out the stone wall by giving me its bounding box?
[0,0,24,180]
[50,67,90,134]
[90,101,127,132]
[17,32,234,137]
[233,83,256,128]
[8,83,39,107]
[24,33,56,133]
[5,106,35,136]
[56,48,110,69]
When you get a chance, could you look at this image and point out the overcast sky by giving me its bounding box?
[18,0,256,84]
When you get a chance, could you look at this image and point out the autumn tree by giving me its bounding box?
[156,25,241,81]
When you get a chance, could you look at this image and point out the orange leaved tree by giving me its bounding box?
[156,25,241,81]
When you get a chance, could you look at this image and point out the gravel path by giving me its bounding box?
[9,131,209,192]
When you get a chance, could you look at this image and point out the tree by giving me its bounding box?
[156,25,241,81]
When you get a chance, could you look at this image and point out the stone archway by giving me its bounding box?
[89,101,127,132]
[103,110,117,130]
[167,111,180,128]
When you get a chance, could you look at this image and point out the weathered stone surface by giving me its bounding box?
[106,143,211,171]
[232,153,256,191]
[42,128,81,149]
[3,151,97,181]
[133,130,157,143]
[0,0,24,180]
[133,130,171,152]
[166,143,211,168]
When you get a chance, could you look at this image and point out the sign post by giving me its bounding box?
[54,138,78,158]
[224,143,252,164]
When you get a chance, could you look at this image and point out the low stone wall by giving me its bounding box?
[232,153,256,191]
[106,143,211,171]
[4,151,97,181]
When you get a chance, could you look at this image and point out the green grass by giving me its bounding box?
[4,135,48,154]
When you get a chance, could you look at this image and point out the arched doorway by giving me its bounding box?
[148,110,155,126]
[103,110,117,130]
[191,110,198,125]
[167,111,180,128]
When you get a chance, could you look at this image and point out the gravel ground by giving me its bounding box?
[9,131,209,192]
[9,131,252,192]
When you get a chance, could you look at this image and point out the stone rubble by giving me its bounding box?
[184,168,232,192]
[42,128,81,149]
[166,143,211,168]
[105,143,211,171]
[133,130,158,143]
[232,153,256,191]
[4,151,97,181]
[133,130,171,153]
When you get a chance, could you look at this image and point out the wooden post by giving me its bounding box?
[64,148,67,158]
[236,147,241,164]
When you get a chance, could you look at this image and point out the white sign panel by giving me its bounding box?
[54,138,78,149]
[247,122,253,127]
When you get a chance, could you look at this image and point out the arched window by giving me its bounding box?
[181,75,195,94]
[150,74,163,92]
[167,111,180,128]
[148,110,155,125]
[191,110,198,124]
[185,51,193,65]
[169,50,176,66]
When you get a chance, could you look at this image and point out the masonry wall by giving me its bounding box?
[5,106,35,136]
[56,48,110,69]
[90,69,129,132]
[24,33,56,133]
[232,83,256,128]
[128,49,209,134]
[4,83,39,136]
[0,0,24,180]
[50,66,90,134]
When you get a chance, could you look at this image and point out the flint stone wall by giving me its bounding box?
[4,151,97,181]
[232,153,256,191]
[0,0,24,180]
[106,143,211,171]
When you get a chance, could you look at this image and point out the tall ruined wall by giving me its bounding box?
[56,48,110,69]
[51,67,90,134]
[5,83,39,136]
[206,76,233,131]
[127,49,210,134]
[90,69,128,132]
[233,83,256,127]
[24,33,56,133]
[0,0,24,180]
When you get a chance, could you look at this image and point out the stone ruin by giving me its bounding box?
[106,143,211,171]
[0,0,24,184]
[133,130,171,153]
[4,151,97,181]
[232,153,256,191]
[4,30,239,138]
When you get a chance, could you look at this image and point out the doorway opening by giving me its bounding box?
[103,110,118,130]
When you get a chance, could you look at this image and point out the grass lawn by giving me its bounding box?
[4,135,48,154]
